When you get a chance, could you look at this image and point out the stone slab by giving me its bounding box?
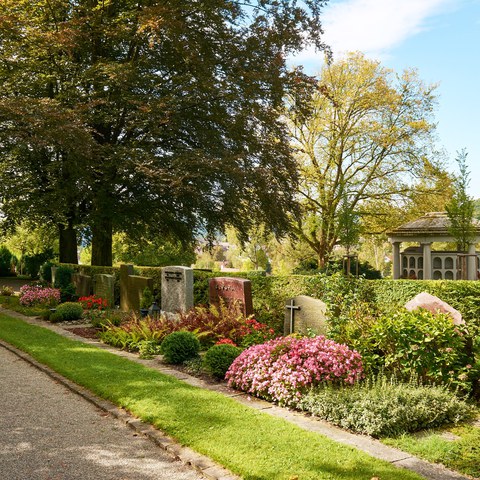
[405,292,464,325]
[208,277,253,317]
[93,273,115,307]
[72,273,92,298]
[161,266,193,313]
[284,295,327,336]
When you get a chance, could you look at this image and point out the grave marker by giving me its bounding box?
[161,266,193,313]
[72,273,92,298]
[284,295,327,336]
[93,274,115,307]
[209,277,253,317]
[119,264,153,312]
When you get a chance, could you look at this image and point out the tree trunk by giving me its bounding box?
[91,218,113,266]
[58,224,78,264]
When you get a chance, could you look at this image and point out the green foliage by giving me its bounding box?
[204,344,243,379]
[0,246,13,276]
[371,309,474,391]
[49,311,64,323]
[54,266,73,289]
[55,302,83,321]
[40,261,55,283]
[446,149,475,251]
[22,249,55,279]
[299,376,476,438]
[161,331,200,365]
[140,287,154,310]
[0,285,14,296]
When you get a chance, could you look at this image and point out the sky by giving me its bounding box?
[290,0,480,197]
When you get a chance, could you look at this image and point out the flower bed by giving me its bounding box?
[19,284,60,307]
[226,336,363,407]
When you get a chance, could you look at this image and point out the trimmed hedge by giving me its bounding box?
[57,264,480,333]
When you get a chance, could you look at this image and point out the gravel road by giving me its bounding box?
[0,345,204,480]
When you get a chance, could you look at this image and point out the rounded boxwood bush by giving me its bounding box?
[55,302,83,321]
[204,344,243,379]
[161,331,200,364]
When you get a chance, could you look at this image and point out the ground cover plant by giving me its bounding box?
[382,420,480,478]
[0,294,48,317]
[226,336,363,407]
[0,313,424,480]
[299,375,476,438]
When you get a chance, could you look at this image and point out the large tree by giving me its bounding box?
[0,0,328,265]
[286,52,447,267]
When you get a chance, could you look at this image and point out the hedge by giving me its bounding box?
[57,264,480,332]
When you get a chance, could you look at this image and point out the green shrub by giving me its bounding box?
[40,261,55,283]
[49,312,64,323]
[55,302,83,321]
[0,285,14,296]
[0,246,13,276]
[299,376,476,438]
[371,309,474,392]
[140,287,154,309]
[54,265,73,289]
[161,331,200,364]
[138,340,163,359]
[23,249,54,279]
[204,344,243,379]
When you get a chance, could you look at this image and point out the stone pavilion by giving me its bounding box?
[387,212,480,280]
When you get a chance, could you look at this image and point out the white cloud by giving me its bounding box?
[293,0,457,65]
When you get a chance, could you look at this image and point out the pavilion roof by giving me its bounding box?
[388,212,480,239]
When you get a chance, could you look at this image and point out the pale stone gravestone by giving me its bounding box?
[72,273,92,298]
[284,295,328,336]
[51,266,57,286]
[208,277,253,317]
[93,274,115,307]
[119,264,153,312]
[405,292,464,325]
[161,266,193,314]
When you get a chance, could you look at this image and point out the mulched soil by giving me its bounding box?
[66,327,101,339]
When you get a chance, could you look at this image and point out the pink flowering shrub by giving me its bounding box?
[226,336,363,407]
[19,284,61,307]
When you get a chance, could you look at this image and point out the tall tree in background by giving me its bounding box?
[0,0,328,265]
[286,52,446,267]
[446,149,475,252]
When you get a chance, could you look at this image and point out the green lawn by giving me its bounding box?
[0,313,423,480]
[383,422,480,478]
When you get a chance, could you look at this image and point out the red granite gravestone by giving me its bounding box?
[208,277,253,317]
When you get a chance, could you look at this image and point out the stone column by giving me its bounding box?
[422,242,432,280]
[467,243,477,280]
[392,242,401,279]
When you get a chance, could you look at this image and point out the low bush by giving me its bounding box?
[88,310,125,329]
[371,309,475,392]
[299,376,476,438]
[204,344,243,379]
[55,302,84,321]
[0,246,14,276]
[161,331,200,364]
[19,284,61,307]
[226,336,363,407]
[0,285,14,296]
[99,315,173,351]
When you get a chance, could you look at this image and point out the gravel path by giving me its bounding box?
[0,345,203,480]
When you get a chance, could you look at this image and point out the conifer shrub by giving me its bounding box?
[55,301,84,321]
[161,331,200,364]
[204,344,243,379]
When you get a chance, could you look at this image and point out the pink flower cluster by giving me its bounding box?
[226,336,364,407]
[19,285,61,307]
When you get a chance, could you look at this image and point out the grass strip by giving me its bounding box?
[383,424,480,478]
[0,313,423,480]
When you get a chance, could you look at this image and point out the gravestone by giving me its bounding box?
[72,273,92,298]
[51,266,57,286]
[209,277,253,317]
[405,292,464,325]
[93,274,115,307]
[284,295,328,336]
[161,266,193,313]
[119,264,153,312]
